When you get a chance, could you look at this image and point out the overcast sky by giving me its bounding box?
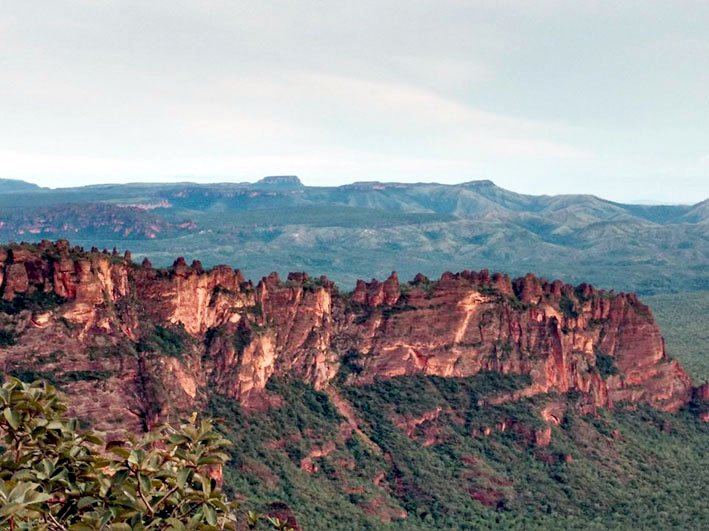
[1,1,707,203]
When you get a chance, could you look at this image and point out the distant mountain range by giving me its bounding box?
[0,177,706,294]
[0,178,43,193]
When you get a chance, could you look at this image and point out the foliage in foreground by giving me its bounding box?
[0,378,290,530]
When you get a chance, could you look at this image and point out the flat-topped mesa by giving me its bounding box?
[254,175,303,188]
[0,240,698,434]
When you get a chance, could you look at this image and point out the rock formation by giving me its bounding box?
[0,241,699,436]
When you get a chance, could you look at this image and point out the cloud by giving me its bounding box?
[195,70,590,158]
[0,66,590,190]
[0,1,707,203]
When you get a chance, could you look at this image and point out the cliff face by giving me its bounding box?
[0,241,696,435]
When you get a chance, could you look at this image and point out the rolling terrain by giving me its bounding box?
[0,177,706,295]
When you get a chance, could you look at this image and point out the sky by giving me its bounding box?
[0,1,707,204]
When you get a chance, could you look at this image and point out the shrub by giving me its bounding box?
[559,296,579,318]
[0,378,290,530]
[234,322,253,355]
[137,324,189,359]
[62,369,114,382]
[0,291,67,315]
[336,350,363,383]
[595,349,619,377]
[6,369,59,386]
[0,329,17,347]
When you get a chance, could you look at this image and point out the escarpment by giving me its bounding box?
[0,240,697,434]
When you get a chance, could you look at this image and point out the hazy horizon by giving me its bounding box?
[1,1,707,203]
[2,174,704,206]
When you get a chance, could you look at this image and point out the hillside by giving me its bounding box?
[0,241,706,529]
[0,178,42,193]
[646,291,709,382]
[0,178,706,294]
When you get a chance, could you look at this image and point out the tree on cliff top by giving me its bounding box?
[0,378,292,530]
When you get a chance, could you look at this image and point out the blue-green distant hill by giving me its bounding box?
[0,177,706,295]
[0,178,43,193]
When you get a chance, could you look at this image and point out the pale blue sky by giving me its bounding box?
[0,1,707,203]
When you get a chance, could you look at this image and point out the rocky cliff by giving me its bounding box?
[0,240,698,437]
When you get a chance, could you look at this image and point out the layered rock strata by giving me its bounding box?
[0,241,696,434]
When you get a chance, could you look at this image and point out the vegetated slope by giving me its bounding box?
[0,178,43,193]
[0,177,706,294]
[210,376,708,530]
[0,241,707,529]
[0,203,196,240]
[646,291,709,382]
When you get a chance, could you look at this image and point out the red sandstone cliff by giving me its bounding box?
[0,241,697,434]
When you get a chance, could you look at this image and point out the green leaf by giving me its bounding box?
[0,502,22,517]
[201,476,211,498]
[177,468,191,489]
[107,446,131,459]
[247,511,262,526]
[56,499,79,520]
[50,467,69,481]
[203,504,217,526]
[91,457,113,468]
[138,473,152,497]
[168,434,190,445]
[164,518,186,530]
[69,524,96,531]
[197,454,227,466]
[46,420,64,430]
[111,469,129,488]
[3,407,20,430]
[78,495,98,509]
[128,450,141,466]
[23,490,51,504]
[83,433,104,445]
[11,470,35,481]
[98,510,114,528]
[7,481,36,503]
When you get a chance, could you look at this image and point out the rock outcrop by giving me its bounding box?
[0,241,698,435]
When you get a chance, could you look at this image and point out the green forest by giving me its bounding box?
[209,374,708,530]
